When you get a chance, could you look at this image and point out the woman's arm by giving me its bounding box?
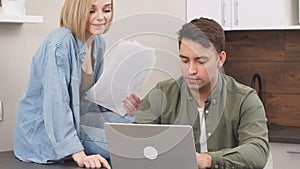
[42,45,84,158]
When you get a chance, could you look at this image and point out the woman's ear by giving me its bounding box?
[218,51,226,67]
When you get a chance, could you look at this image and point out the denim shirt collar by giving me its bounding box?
[74,35,100,72]
[72,35,87,64]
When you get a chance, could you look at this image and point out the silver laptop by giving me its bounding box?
[104,123,198,169]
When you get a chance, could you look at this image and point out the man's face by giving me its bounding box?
[179,38,221,92]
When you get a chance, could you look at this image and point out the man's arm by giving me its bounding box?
[134,85,169,124]
[196,153,213,169]
[207,92,269,169]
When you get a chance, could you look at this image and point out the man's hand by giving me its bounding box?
[196,152,213,169]
[72,151,111,169]
[122,92,141,116]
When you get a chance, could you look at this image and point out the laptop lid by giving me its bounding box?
[104,123,198,169]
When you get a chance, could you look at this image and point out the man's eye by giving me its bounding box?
[197,60,206,64]
[182,59,189,63]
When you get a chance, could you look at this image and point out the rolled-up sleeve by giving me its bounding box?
[42,44,83,158]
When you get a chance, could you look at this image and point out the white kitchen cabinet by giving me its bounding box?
[187,0,299,30]
[187,0,232,30]
[270,142,300,169]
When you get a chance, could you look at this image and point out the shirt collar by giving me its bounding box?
[182,73,224,103]
[75,38,87,61]
[207,73,224,102]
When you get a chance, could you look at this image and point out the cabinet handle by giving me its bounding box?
[0,101,2,122]
[234,0,239,26]
[221,0,226,26]
[286,151,300,154]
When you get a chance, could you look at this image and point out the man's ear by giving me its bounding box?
[218,51,226,67]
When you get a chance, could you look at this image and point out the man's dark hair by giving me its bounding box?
[178,17,225,53]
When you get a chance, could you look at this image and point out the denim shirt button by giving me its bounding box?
[212,99,217,104]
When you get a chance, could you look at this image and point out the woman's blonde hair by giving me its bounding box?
[60,0,113,42]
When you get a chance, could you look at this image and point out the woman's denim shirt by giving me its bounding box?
[14,27,105,163]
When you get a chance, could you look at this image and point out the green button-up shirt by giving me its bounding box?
[134,73,269,169]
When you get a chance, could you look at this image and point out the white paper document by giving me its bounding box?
[85,40,157,116]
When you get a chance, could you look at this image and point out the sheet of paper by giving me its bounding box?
[85,40,156,116]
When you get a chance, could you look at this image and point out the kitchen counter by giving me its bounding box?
[268,124,300,144]
[0,151,81,169]
[0,151,110,169]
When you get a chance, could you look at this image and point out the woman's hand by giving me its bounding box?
[72,151,111,169]
[122,92,141,116]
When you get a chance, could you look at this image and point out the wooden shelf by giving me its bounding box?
[0,7,43,23]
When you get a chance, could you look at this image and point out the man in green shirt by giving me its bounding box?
[133,17,269,169]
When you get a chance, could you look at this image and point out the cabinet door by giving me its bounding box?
[270,143,300,169]
[231,0,280,29]
[187,0,232,30]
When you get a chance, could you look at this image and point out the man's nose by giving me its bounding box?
[188,62,197,75]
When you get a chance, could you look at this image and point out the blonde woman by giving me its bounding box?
[14,0,140,168]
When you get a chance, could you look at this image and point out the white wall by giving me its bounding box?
[0,0,185,151]
[0,0,64,152]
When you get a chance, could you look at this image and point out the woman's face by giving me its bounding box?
[86,0,112,40]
